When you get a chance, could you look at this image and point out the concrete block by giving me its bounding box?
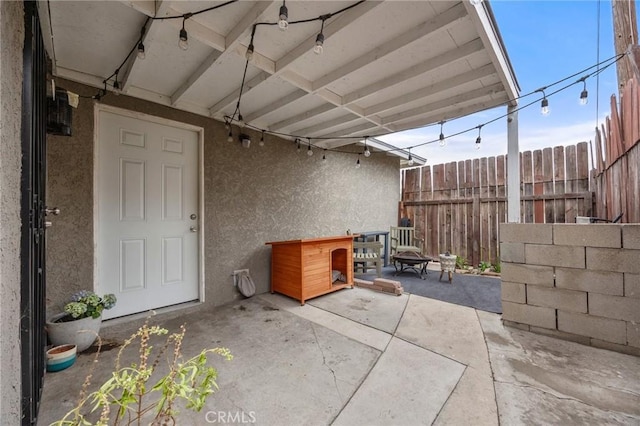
[500,242,525,263]
[557,310,626,344]
[502,301,556,330]
[590,339,640,357]
[501,263,554,287]
[589,294,640,322]
[527,286,587,313]
[553,224,621,248]
[529,326,591,345]
[501,281,525,303]
[500,223,552,244]
[627,322,640,348]
[586,248,640,274]
[624,273,640,298]
[555,267,623,296]
[502,320,530,331]
[622,224,640,249]
[525,244,585,268]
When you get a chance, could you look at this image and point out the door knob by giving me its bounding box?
[190,226,198,233]
[45,207,60,216]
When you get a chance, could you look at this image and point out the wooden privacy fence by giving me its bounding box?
[593,77,640,223]
[401,142,592,266]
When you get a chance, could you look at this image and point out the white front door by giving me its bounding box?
[96,108,201,319]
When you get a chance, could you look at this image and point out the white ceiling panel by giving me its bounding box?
[42,0,519,147]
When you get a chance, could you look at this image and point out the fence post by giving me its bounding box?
[507,105,520,222]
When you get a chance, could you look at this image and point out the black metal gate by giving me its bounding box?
[20,1,47,424]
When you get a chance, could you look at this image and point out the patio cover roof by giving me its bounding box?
[39,0,519,151]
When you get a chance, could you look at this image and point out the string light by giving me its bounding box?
[579,78,588,105]
[438,121,446,147]
[322,149,327,161]
[296,138,301,153]
[179,17,189,51]
[137,26,146,59]
[246,43,254,61]
[314,18,326,55]
[227,129,233,142]
[355,155,361,169]
[407,148,414,166]
[363,137,371,157]
[475,125,482,150]
[259,130,265,147]
[278,1,288,30]
[112,70,121,96]
[137,41,145,59]
[536,88,550,115]
[307,140,313,156]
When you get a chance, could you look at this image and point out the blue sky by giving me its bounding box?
[380,0,623,165]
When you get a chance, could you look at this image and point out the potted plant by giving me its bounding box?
[46,290,117,352]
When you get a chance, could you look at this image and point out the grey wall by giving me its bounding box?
[47,79,401,312]
[0,1,24,422]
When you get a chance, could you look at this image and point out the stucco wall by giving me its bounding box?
[0,1,24,422]
[500,223,640,357]
[47,79,400,313]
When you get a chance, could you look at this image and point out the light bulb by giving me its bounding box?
[227,131,233,142]
[179,28,189,50]
[259,132,265,147]
[408,155,414,166]
[364,147,371,157]
[246,43,254,61]
[355,158,361,169]
[322,153,326,161]
[439,133,446,147]
[307,146,313,156]
[137,42,145,60]
[237,114,245,128]
[475,136,481,150]
[278,5,288,30]
[314,33,324,55]
[579,89,588,105]
[112,80,121,96]
[540,98,549,116]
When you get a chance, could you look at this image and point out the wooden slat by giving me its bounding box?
[533,149,544,223]
[522,151,533,223]
[553,146,566,223]
[565,145,578,223]
[542,147,554,223]
[488,157,498,263]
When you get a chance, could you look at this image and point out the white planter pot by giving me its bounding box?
[46,313,102,352]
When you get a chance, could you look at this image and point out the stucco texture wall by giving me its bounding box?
[47,78,400,313]
[0,1,24,422]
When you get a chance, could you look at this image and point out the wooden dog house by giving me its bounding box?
[265,236,354,305]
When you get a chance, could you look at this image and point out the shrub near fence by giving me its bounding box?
[401,143,592,267]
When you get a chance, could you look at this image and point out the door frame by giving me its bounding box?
[93,104,206,310]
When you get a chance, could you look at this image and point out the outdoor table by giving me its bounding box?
[392,251,432,280]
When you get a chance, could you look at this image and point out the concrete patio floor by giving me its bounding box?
[38,287,640,425]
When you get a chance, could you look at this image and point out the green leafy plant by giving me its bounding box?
[62,290,117,321]
[52,320,232,425]
[492,262,501,273]
[478,261,491,272]
[455,256,468,270]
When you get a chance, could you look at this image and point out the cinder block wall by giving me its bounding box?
[500,223,640,357]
